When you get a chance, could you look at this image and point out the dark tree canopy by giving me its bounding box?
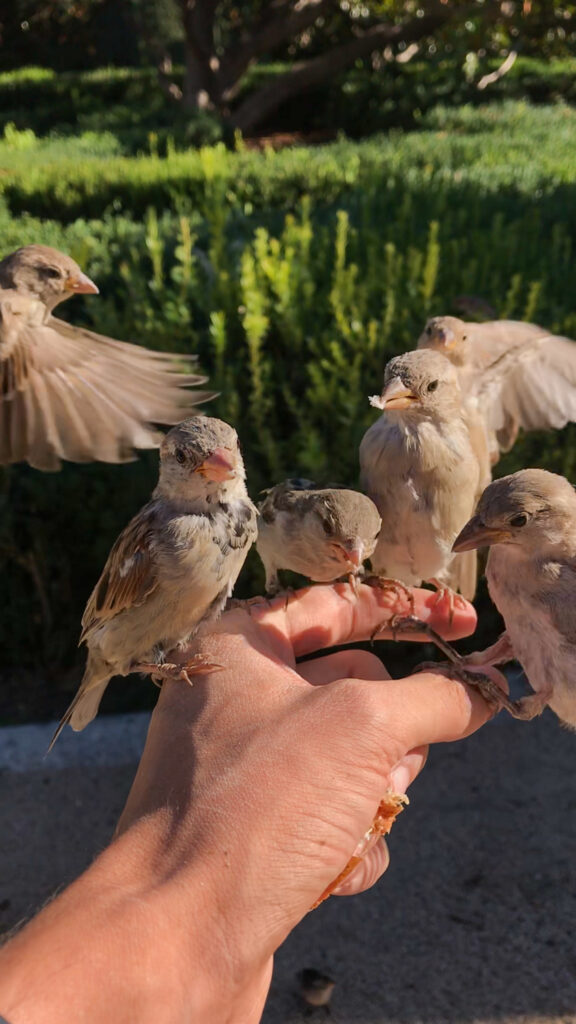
[2,1,576,131]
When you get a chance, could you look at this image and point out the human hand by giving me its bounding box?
[115,582,497,1021]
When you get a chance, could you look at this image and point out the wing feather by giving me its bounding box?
[0,291,215,469]
[80,504,160,644]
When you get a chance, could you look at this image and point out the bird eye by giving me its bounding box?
[462,335,467,342]
[175,447,186,464]
[425,326,432,336]
[510,513,528,528]
[427,379,439,392]
[41,266,62,279]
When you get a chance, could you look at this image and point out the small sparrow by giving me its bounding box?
[0,244,214,470]
[256,479,381,594]
[359,350,482,604]
[298,968,335,1011]
[49,416,257,748]
[453,468,576,726]
[417,314,576,460]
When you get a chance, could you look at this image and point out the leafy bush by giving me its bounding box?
[2,100,576,720]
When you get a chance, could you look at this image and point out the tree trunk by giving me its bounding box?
[178,0,222,111]
[231,7,464,133]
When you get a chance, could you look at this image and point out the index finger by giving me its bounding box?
[252,582,476,658]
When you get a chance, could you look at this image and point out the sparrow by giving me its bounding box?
[0,244,214,470]
[49,416,257,748]
[417,314,576,461]
[453,468,576,727]
[298,968,335,1012]
[359,350,482,605]
[256,478,381,594]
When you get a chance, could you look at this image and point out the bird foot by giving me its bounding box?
[383,614,461,662]
[226,595,271,615]
[133,655,223,686]
[427,580,467,625]
[311,792,408,909]
[416,657,522,718]
[363,574,415,611]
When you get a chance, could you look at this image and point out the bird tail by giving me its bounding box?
[48,657,111,752]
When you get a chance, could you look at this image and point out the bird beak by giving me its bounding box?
[195,447,236,482]
[375,375,419,411]
[331,541,364,567]
[65,271,99,295]
[452,516,512,552]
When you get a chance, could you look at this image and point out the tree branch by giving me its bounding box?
[231,4,472,133]
[477,49,518,90]
[220,0,336,100]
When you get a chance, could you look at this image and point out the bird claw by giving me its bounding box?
[132,655,223,686]
[227,595,271,615]
[427,581,467,626]
[363,575,415,612]
[382,614,462,663]
[415,658,522,718]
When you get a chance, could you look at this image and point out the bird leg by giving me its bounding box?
[132,654,223,687]
[463,631,515,667]
[387,616,524,718]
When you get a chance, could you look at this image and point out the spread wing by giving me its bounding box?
[473,332,576,445]
[464,319,549,371]
[0,290,214,471]
[80,504,160,645]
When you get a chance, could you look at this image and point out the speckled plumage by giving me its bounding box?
[51,417,257,746]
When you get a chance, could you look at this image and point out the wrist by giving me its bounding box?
[0,817,270,1024]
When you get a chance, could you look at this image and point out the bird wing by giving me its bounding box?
[80,504,160,644]
[464,320,549,371]
[473,332,576,440]
[0,293,214,470]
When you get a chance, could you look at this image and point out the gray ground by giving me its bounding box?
[1,706,576,1024]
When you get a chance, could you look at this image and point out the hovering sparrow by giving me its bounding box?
[359,350,482,606]
[453,468,576,726]
[256,479,381,594]
[49,416,257,749]
[417,314,576,460]
[0,244,214,470]
[297,968,335,1012]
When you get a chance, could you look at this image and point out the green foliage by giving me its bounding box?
[3,98,576,719]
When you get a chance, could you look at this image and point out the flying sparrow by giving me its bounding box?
[49,416,257,748]
[418,314,576,462]
[0,245,214,470]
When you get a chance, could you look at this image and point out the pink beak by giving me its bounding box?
[332,541,363,568]
[195,447,236,482]
[65,270,99,295]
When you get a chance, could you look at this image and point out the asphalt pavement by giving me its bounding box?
[1,706,576,1023]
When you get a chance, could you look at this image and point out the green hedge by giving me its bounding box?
[4,103,576,223]
[2,101,576,721]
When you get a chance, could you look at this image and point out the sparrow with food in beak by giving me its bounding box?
[360,350,483,611]
[418,314,576,464]
[256,479,382,595]
[49,416,257,748]
[453,468,576,726]
[0,244,214,470]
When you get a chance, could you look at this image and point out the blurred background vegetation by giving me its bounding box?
[2,1,576,723]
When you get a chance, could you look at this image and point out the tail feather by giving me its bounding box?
[48,668,111,752]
